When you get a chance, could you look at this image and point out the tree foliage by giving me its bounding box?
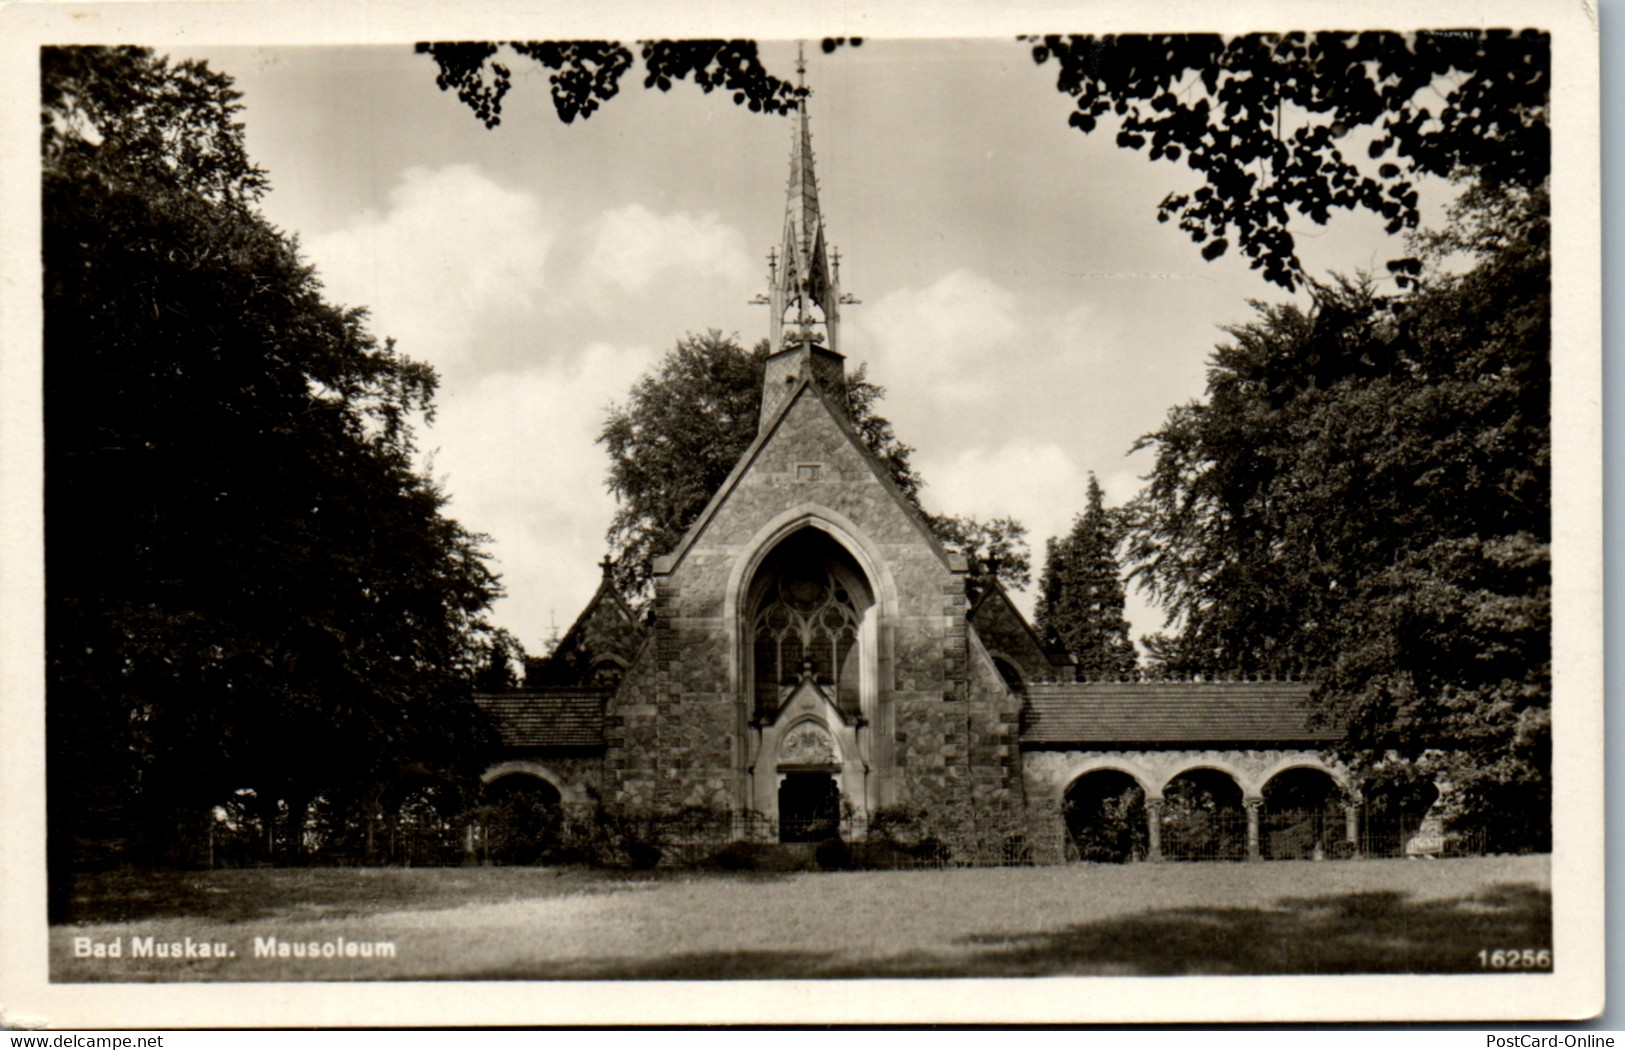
[925,514,1033,605]
[1035,475,1138,678]
[419,33,1548,294]
[1029,31,1549,288]
[416,38,861,128]
[43,47,502,873]
[1124,180,1550,848]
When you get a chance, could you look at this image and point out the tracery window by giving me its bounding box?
[752,562,860,714]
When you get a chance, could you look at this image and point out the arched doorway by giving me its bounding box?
[482,774,562,865]
[778,773,840,842]
[1063,769,1147,863]
[1261,767,1348,859]
[775,719,843,842]
[746,528,875,721]
[1160,768,1247,861]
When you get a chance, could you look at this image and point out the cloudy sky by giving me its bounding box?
[173,38,1439,656]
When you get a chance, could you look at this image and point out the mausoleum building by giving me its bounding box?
[476,82,1354,862]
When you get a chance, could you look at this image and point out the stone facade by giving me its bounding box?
[470,88,1363,861]
[612,376,986,824]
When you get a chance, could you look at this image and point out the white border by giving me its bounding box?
[0,0,1603,1028]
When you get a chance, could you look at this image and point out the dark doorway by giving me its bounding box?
[1063,769,1147,863]
[1161,768,1247,861]
[778,772,840,842]
[1261,767,1347,859]
[482,775,562,865]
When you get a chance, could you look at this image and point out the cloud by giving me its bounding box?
[919,440,1092,551]
[426,341,666,653]
[854,269,1023,394]
[577,204,755,303]
[306,165,554,375]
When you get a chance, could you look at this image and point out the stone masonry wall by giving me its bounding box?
[603,638,659,809]
[646,385,969,815]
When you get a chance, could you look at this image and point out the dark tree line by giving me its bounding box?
[44,47,503,886]
[1126,180,1549,849]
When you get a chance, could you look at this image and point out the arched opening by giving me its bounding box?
[1063,769,1147,863]
[382,780,463,867]
[481,774,563,865]
[1362,765,1442,857]
[1261,767,1348,860]
[775,719,843,842]
[747,527,874,720]
[587,655,628,689]
[298,791,373,864]
[1160,768,1247,861]
[992,655,1025,692]
[778,773,840,842]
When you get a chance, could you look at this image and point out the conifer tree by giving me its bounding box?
[1036,475,1138,678]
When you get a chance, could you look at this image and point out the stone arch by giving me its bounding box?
[986,649,1025,691]
[480,766,563,867]
[1153,758,1255,799]
[587,653,629,688]
[744,529,874,717]
[724,502,900,697]
[1050,756,1157,802]
[775,715,843,768]
[1259,765,1350,860]
[480,760,565,795]
[1253,754,1350,799]
[1159,766,1248,861]
[773,715,844,843]
[1062,768,1148,863]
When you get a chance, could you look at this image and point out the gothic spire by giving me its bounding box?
[756,44,855,429]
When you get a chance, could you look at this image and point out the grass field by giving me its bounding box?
[50,855,1551,981]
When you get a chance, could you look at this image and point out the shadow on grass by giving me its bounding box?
[463,881,1552,980]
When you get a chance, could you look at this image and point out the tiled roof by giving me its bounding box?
[476,690,606,749]
[1021,681,1334,746]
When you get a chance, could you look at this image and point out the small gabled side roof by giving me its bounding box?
[554,557,643,655]
[967,577,1075,670]
[654,374,964,577]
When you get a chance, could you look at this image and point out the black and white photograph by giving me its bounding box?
[0,0,1603,1028]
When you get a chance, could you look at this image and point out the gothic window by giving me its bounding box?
[751,561,861,715]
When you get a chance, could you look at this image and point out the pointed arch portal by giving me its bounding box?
[747,527,874,719]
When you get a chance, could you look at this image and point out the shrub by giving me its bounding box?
[625,841,663,870]
[814,836,852,871]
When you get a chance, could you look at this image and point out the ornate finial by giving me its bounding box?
[796,41,807,88]
[599,555,614,578]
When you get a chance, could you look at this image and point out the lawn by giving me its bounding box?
[50,855,1551,981]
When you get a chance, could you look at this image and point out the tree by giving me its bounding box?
[1035,475,1138,678]
[599,331,1028,601]
[43,47,503,877]
[415,39,861,128]
[1124,180,1549,848]
[1029,31,1549,288]
[925,514,1032,605]
[420,34,1548,292]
